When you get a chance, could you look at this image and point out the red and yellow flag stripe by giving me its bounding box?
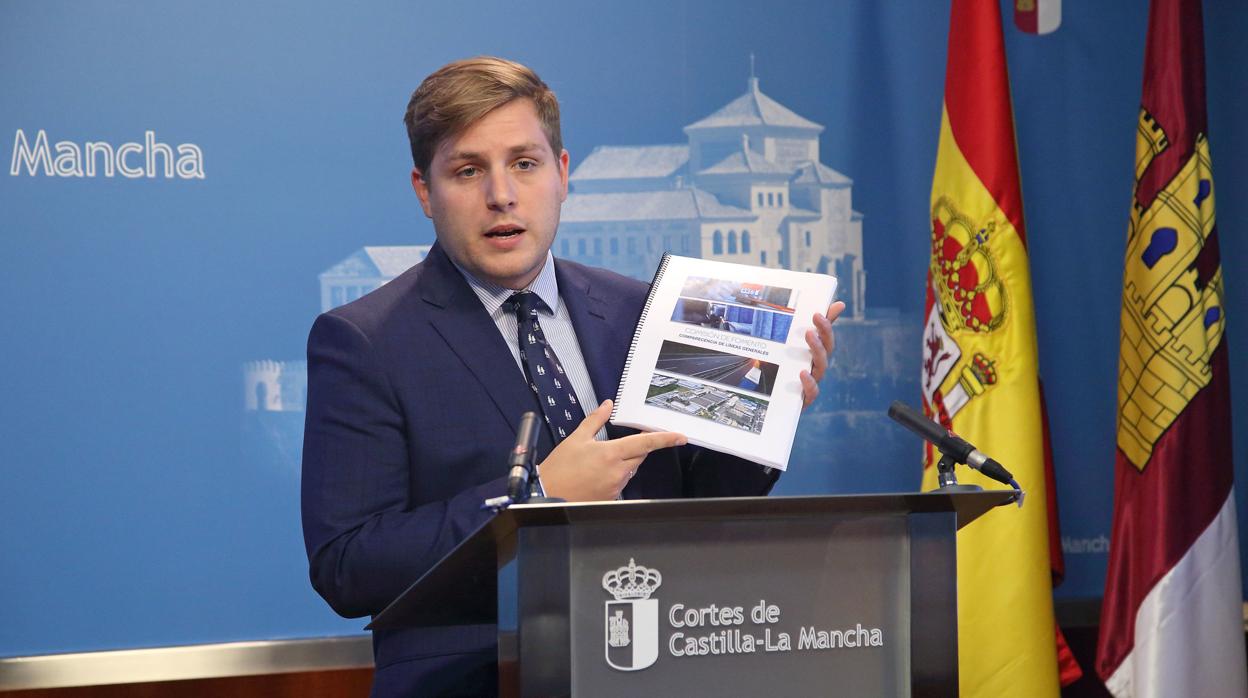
[920,0,1062,695]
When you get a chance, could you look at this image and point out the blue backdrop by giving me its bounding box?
[1,0,1245,656]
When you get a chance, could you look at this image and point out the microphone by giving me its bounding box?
[506,412,541,504]
[887,401,1015,486]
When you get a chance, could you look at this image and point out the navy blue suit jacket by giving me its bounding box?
[302,243,777,695]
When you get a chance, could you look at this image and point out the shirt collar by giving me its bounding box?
[452,251,560,317]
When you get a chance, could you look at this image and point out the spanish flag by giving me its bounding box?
[919,0,1064,694]
[1096,0,1246,695]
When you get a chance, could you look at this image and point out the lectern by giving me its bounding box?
[369,491,1014,697]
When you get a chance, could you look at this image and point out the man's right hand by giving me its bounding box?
[538,400,687,502]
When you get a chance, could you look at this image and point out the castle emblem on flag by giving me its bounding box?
[602,558,662,671]
[1116,109,1224,471]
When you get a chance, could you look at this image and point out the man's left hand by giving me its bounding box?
[801,301,846,409]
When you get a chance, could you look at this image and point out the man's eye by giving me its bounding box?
[515,159,538,171]
[457,166,479,178]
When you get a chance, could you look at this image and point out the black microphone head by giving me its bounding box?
[885,399,964,457]
[517,411,540,450]
[507,411,542,504]
[509,411,542,470]
[887,400,912,422]
[886,400,933,434]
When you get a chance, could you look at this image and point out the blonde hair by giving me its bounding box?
[404,56,562,174]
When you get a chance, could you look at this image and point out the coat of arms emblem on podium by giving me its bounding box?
[602,558,662,671]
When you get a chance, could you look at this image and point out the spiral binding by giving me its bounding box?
[611,252,673,422]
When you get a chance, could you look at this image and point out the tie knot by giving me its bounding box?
[507,291,547,318]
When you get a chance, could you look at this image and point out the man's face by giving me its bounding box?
[412,98,569,290]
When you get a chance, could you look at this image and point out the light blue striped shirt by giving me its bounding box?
[452,252,608,442]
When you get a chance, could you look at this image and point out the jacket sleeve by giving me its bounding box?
[300,312,504,618]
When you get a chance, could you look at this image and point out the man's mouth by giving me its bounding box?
[485,225,526,238]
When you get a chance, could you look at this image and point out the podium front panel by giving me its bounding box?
[563,513,915,697]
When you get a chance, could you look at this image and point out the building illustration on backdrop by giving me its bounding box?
[243,75,918,476]
[242,360,307,412]
[317,246,431,313]
[559,76,865,318]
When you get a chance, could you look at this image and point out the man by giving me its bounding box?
[302,56,844,695]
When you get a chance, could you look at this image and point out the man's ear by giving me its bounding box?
[558,149,570,203]
[411,167,434,219]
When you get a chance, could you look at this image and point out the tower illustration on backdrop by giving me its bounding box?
[559,75,865,319]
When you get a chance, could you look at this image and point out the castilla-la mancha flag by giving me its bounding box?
[1095,0,1247,696]
[920,0,1075,695]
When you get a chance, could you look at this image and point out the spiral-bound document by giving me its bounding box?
[610,254,837,470]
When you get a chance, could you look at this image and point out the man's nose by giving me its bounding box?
[485,170,517,211]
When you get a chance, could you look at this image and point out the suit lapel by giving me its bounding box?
[556,260,635,439]
[418,244,540,439]
[557,261,668,499]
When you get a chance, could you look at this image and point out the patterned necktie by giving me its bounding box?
[507,291,586,443]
